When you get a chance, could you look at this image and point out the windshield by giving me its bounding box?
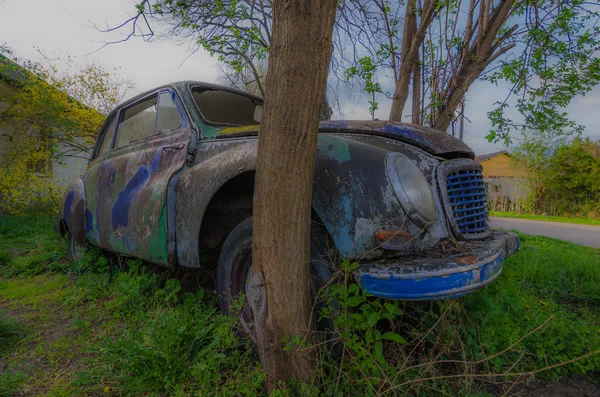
[192,87,263,126]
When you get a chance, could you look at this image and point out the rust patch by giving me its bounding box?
[376,229,413,250]
[456,255,479,265]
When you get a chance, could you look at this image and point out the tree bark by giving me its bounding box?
[251,0,337,391]
[389,0,437,122]
[412,52,421,125]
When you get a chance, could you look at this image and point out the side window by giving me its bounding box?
[114,95,158,149]
[156,91,183,133]
[97,117,116,157]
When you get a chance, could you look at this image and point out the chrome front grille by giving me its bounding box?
[437,159,490,240]
[446,170,488,235]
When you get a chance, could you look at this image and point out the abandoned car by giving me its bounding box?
[58,81,519,324]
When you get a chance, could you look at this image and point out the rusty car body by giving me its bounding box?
[58,81,519,309]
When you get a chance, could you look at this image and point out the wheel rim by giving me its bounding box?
[69,233,84,262]
[230,243,256,341]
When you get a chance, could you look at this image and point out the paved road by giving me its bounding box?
[489,217,600,249]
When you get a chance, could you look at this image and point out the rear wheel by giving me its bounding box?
[66,230,84,263]
[217,217,339,350]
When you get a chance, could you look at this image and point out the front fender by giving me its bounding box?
[313,135,412,259]
[176,133,443,267]
[60,179,87,245]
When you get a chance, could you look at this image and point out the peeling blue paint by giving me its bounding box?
[324,193,356,258]
[152,149,162,171]
[319,121,349,129]
[64,190,74,221]
[381,125,431,147]
[85,209,94,232]
[100,160,111,172]
[123,233,137,256]
[356,254,504,300]
[112,165,151,229]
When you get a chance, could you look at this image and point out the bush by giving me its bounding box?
[515,138,600,218]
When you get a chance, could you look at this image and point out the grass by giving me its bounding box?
[0,310,25,352]
[1,215,600,396]
[490,211,600,226]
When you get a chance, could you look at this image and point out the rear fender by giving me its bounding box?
[60,179,87,245]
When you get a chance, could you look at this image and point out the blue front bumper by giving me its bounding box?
[354,231,519,300]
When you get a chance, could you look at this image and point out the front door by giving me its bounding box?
[85,89,191,265]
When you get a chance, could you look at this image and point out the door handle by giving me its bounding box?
[162,144,185,153]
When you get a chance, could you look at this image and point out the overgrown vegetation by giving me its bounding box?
[0,310,24,352]
[0,46,134,214]
[513,137,600,219]
[1,215,600,395]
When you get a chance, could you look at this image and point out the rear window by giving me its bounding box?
[192,88,262,126]
[97,117,116,157]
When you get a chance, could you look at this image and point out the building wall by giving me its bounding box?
[0,80,89,187]
[52,140,89,187]
[479,154,530,211]
[479,153,527,178]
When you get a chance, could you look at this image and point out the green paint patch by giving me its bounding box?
[201,125,226,139]
[107,232,128,255]
[147,205,167,263]
[318,134,351,164]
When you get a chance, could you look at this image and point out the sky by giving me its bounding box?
[1,0,599,155]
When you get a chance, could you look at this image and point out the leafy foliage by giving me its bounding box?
[486,1,600,144]
[514,137,600,217]
[0,46,134,214]
[345,56,384,119]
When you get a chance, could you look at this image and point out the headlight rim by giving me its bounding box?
[385,152,437,228]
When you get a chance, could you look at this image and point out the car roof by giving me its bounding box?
[116,81,263,111]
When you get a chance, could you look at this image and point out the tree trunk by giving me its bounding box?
[412,53,421,125]
[251,0,337,391]
[389,0,436,122]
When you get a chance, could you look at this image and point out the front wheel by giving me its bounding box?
[217,217,339,348]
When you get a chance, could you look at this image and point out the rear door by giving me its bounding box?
[89,89,191,265]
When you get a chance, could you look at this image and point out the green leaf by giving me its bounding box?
[381,332,407,344]
[368,312,379,327]
[351,313,364,322]
[374,341,383,358]
[384,302,403,316]
[346,296,363,307]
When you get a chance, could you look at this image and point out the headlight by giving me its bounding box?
[385,152,436,228]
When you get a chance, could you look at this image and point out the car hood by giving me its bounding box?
[318,120,474,159]
[216,120,474,159]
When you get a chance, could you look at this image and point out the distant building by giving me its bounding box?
[0,54,90,188]
[475,150,529,211]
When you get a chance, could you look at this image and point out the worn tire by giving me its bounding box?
[217,217,340,353]
[66,230,84,263]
